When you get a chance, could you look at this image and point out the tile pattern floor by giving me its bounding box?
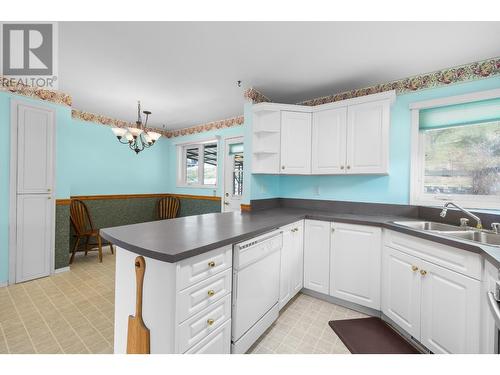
[248,293,367,354]
[0,248,115,354]
[0,247,366,354]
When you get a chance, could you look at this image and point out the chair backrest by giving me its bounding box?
[158,197,180,220]
[70,199,94,235]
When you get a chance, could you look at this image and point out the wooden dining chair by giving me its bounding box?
[69,199,114,264]
[157,196,180,220]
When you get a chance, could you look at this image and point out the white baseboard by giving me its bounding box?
[54,266,70,274]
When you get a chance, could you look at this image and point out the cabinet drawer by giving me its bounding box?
[177,245,232,291]
[383,230,481,280]
[177,294,232,353]
[185,319,231,354]
[177,268,232,323]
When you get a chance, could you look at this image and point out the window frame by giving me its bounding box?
[176,138,219,188]
[410,89,500,210]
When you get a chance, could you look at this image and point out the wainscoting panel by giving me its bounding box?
[55,194,221,269]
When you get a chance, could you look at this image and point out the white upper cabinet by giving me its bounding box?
[311,107,347,174]
[280,111,312,174]
[346,99,390,174]
[330,223,381,310]
[251,91,395,176]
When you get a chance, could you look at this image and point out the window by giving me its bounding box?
[422,122,500,198]
[178,140,218,187]
[411,93,500,209]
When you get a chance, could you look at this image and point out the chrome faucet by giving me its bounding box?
[440,201,482,229]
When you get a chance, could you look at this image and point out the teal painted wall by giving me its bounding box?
[68,120,170,196]
[251,76,500,204]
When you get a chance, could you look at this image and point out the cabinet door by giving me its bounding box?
[381,246,421,339]
[185,320,231,354]
[290,221,304,296]
[346,100,390,174]
[420,260,481,354]
[280,111,312,174]
[311,107,347,174]
[304,220,330,294]
[330,223,381,309]
[16,194,54,282]
[279,225,293,309]
[16,104,55,193]
[481,260,500,354]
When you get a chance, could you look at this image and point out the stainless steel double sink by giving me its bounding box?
[392,221,500,247]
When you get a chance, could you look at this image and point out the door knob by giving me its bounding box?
[340,166,344,170]
[207,319,215,326]
[207,290,215,297]
[346,165,351,170]
[281,166,285,170]
[208,261,216,268]
[420,269,427,276]
[411,265,419,272]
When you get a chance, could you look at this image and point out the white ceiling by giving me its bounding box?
[59,22,500,130]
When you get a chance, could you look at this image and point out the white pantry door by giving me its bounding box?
[222,137,244,212]
[11,101,55,283]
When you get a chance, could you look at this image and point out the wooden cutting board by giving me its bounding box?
[126,256,150,354]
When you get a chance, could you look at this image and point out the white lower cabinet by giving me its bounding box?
[186,320,231,354]
[381,231,482,354]
[420,259,480,354]
[330,223,381,310]
[303,220,331,294]
[381,246,422,339]
[279,221,304,309]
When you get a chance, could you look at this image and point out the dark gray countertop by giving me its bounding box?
[100,207,500,267]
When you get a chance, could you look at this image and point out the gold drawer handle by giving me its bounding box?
[207,290,215,297]
[207,319,215,326]
[420,269,427,276]
[208,261,215,268]
[411,265,419,272]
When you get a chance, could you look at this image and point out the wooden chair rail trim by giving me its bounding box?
[56,199,72,206]
[67,193,221,202]
[240,204,252,212]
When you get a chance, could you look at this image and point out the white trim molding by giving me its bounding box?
[54,266,70,274]
[409,88,500,210]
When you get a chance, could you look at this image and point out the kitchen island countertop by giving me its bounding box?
[100,207,500,267]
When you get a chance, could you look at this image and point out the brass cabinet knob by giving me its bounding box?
[282,166,285,170]
[346,165,351,170]
[411,265,419,272]
[207,319,215,326]
[47,188,51,192]
[208,261,216,268]
[420,269,427,276]
[207,290,215,297]
[340,166,345,170]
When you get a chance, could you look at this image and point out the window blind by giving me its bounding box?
[419,97,500,130]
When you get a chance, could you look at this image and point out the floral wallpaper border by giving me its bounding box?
[71,109,171,137]
[71,109,244,139]
[244,88,271,104]
[0,76,72,106]
[166,115,244,138]
[298,57,500,106]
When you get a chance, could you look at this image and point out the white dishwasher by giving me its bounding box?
[231,230,282,354]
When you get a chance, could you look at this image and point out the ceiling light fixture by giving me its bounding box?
[111,101,162,154]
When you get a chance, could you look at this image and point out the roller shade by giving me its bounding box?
[420,97,500,130]
[229,142,244,155]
